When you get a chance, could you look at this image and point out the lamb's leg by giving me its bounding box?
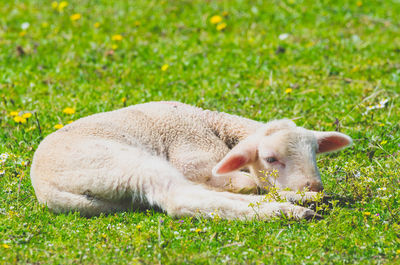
[206,171,258,194]
[275,191,324,204]
[160,183,319,220]
[34,185,133,217]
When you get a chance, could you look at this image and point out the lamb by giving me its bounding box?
[30,101,352,220]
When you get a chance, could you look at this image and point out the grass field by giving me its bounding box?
[1,0,400,263]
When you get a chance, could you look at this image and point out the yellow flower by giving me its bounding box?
[67,120,74,124]
[210,15,222,24]
[1,244,10,249]
[121,97,127,103]
[58,1,68,12]
[94,22,100,28]
[63,107,75,115]
[10,111,19,116]
[161,64,169,71]
[222,11,229,17]
[397,249,400,255]
[195,228,202,233]
[8,211,18,216]
[54,124,63,129]
[14,116,27,124]
[22,112,32,119]
[351,66,359,73]
[356,1,362,7]
[306,41,314,48]
[380,140,387,145]
[363,212,371,216]
[112,34,123,41]
[136,224,142,229]
[134,21,141,26]
[42,22,49,28]
[285,88,293,94]
[19,31,27,37]
[111,44,118,50]
[51,1,58,9]
[70,13,81,21]
[216,22,227,31]
[379,123,385,127]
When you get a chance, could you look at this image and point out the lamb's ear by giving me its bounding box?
[212,138,258,176]
[313,131,352,153]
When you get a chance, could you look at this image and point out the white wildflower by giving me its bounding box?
[21,22,30,30]
[363,98,389,115]
[0,153,9,163]
[279,33,289,40]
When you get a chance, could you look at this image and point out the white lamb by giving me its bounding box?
[30,101,352,220]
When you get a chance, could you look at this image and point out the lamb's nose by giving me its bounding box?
[306,181,324,192]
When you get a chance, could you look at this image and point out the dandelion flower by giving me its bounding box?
[112,44,118,50]
[51,1,58,9]
[10,111,19,116]
[161,64,169,71]
[397,249,400,255]
[195,228,202,233]
[136,224,142,229]
[112,34,123,41]
[380,140,387,145]
[22,112,32,119]
[70,13,81,21]
[121,97,127,103]
[222,11,229,17]
[216,22,227,31]
[63,107,75,115]
[356,1,362,7]
[305,41,314,48]
[379,123,384,127]
[363,212,371,216]
[19,31,27,37]
[67,120,74,124]
[210,15,222,24]
[1,244,10,249]
[14,116,27,124]
[58,1,68,12]
[42,22,49,28]
[94,22,100,28]
[54,124,63,129]
[285,88,293,94]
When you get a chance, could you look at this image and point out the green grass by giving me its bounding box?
[1,0,400,263]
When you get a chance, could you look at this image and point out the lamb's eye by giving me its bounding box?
[265,157,278,163]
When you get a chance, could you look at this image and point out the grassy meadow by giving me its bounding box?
[1,0,400,263]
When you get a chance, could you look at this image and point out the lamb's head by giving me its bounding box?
[212,119,352,192]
